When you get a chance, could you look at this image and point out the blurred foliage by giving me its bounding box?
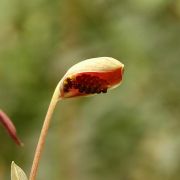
[0,0,180,180]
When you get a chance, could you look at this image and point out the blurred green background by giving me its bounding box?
[0,0,180,179]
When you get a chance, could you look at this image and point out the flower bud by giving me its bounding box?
[0,110,23,146]
[59,57,124,98]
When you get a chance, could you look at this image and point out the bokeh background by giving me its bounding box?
[0,0,180,179]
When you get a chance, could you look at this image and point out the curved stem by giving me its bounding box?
[29,85,61,180]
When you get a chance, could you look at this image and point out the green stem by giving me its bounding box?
[29,85,60,180]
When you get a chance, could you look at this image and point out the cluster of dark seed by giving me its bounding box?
[63,74,108,94]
